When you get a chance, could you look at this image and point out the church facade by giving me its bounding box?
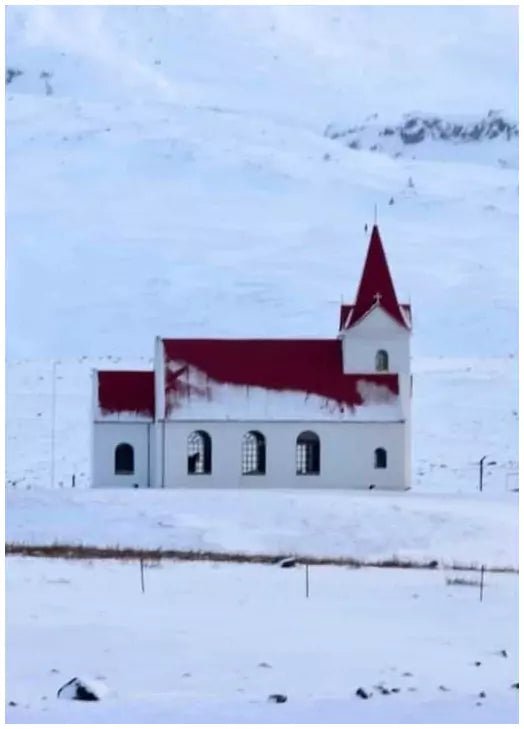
[91,225,412,490]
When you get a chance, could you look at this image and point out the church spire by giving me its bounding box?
[348,225,408,329]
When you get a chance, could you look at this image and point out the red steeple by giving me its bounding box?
[347,225,409,329]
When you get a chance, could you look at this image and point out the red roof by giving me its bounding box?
[163,338,399,414]
[346,225,409,330]
[97,370,155,417]
[339,304,354,329]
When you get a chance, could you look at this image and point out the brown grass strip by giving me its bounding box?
[4,543,517,573]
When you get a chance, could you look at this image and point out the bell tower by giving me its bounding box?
[338,224,412,490]
[338,225,412,376]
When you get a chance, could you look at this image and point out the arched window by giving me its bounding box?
[296,431,320,475]
[374,447,387,469]
[187,430,212,474]
[115,443,134,475]
[375,350,389,372]
[242,431,266,475]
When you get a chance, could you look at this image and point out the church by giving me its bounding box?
[91,225,412,490]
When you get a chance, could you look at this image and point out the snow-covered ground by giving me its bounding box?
[6,557,518,723]
[6,487,518,569]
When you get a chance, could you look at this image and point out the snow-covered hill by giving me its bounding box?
[5,6,518,491]
[6,5,518,361]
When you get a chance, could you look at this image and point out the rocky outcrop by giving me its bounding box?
[325,111,518,152]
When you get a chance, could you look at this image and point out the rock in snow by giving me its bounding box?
[268,693,288,703]
[57,677,109,701]
[356,687,371,699]
[277,557,296,569]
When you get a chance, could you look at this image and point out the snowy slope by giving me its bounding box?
[6,487,518,568]
[6,5,518,362]
[6,558,519,723]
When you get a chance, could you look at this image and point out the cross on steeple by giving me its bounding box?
[373,291,382,304]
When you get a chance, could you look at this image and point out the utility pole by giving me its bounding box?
[479,456,497,492]
[50,360,57,488]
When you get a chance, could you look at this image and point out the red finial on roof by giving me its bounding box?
[348,225,408,329]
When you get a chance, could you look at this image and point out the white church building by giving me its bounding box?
[91,225,412,490]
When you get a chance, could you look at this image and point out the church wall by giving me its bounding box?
[161,420,409,490]
[92,422,152,488]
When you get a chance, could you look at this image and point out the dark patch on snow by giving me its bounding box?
[268,693,287,703]
[258,662,272,668]
[6,68,23,85]
[325,111,518,156]
[356,687,371,699]
[511,682,519,690]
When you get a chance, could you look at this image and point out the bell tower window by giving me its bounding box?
[375,349,389,372]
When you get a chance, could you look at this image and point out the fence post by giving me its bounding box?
[72,474,76,488]
[140,559,145,594]
[479,565,485,602]
[305,563,309,599]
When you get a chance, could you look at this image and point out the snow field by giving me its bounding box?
[6,488,518,570]
[5,556,518,723]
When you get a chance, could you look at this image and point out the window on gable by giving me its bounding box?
[187,430,212,474]
[115,443,134,475]
[375,349,389,372]
[242,431,266,475]
[374,447,387,469]
[296,431,320,475]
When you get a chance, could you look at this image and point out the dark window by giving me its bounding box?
[187,430,212,474]
[375,447,387,469]
[376,350,389,372]
[115,443,134,475]
[296,431,320,475]
[242,431,266,475]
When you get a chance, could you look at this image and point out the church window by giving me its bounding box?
[374,447,387,469]
[187,430,212,474]
[242,431,266,475]
[115,443,134,475]
[296,431,320,475]
[376,350,389,372]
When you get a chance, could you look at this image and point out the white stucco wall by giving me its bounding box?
[92,422,152,488]
[92,412,410,490]
[159,420,408,490]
